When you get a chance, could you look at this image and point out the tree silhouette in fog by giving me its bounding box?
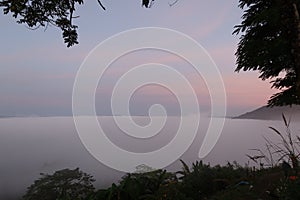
[22,168,95,200]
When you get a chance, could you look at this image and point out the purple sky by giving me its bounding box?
[0,0,278,117]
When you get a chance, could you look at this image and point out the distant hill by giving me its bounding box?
[0,115,14,118]
[234,105,300,121]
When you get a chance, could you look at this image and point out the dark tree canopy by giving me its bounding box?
[0,0,152,47]
[22,168,95,200]
[234,0,300,106]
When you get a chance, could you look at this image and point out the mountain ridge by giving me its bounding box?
[234,105,300,121]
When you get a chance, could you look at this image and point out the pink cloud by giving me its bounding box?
[224,73,279,107]
[207,43,237,69]
[160,0,234,40]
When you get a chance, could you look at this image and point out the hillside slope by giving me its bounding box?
[234,105,300,121]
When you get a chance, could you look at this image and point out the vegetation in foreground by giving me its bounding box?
[21,160,300,200]
[22,115,300,200]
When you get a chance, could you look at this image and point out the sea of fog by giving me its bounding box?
[1,116,299,200]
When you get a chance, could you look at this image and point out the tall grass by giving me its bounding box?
[247,114,300,173]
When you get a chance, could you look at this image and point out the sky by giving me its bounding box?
[0,0,279,117]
